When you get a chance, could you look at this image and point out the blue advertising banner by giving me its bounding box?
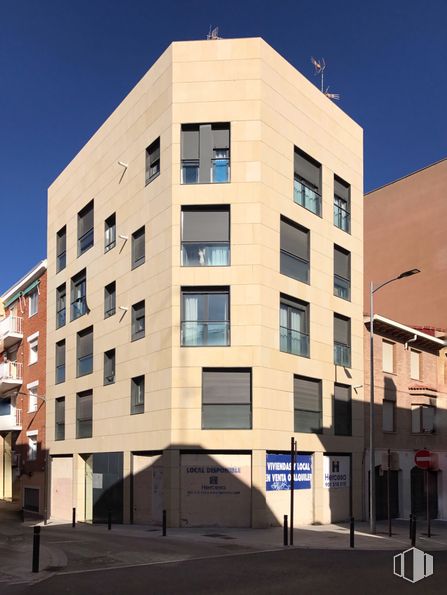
[266,453,312,491]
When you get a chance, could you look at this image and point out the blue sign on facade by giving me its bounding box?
[266,453,312,491]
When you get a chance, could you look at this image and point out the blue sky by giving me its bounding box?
[1,0,446,292]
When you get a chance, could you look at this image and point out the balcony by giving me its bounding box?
[0,404,22,431]
[181,321,230,346]
[0,361,23,394]
[0,316,23,350]
[280,327,309,357]
[294,178,321,216]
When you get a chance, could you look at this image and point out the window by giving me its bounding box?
[55,397,65,441]
[382,341,394,374]
[202,368,251,429]
[56,226,66,272]
[181,206,230,266]
[411,404,435,433]
[78,200,94,256]
[28,382,38,413]
[24,487,39,512]
[280,217,310,284]
[181,288,229,346]
[71,269,87,320]
[131,301,145,341]
[104,213,116,252]
[383,399,395,433]
[294,375,322,433]
[145,137,160,184]
[131,375,145,414]
[104,349,115,385]
[131,226,145,269]
[334,245,351,300]
[104,282,116,318]
[280,295,309,357]
[334,176,351,233]
[76,390,92,438]
[334,314,351,367]
[293,147,321,216]
[410,349,421,380]
[27,432,38,461]
[28,334,38,365]
[56,284,66,328]
[181,123,230,184]
[334,383,351,436]
[55,340,65,384]
[28,290,38,317]
[77,327,93,377]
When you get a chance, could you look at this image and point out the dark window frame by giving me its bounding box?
[76,389,93,439]
[202,368,252,430]
[181,286,230,347]
[131,375,145,414]
[334,313,351,368]
[104,349,116,385]
[104,213,116,253]
[131,226,145,269]
[55,397,65,441]
[56,283,66,329]
[280,216,310,284]
[334,175,351,234]
[77,200,94,256]
[56,226,67,273]
[334,244,351,301]
[71,269,87,321]
[280,294,310,357]
[55,340,66,384]
[145,137,160,185]
[293,146,322,216]
[104,281,116,318]
[181,205,231,267]
[131,300,145,341]
[334,383,352,436]
[180,123,231,185]
[294,375,322,434]
[76,326,93,378]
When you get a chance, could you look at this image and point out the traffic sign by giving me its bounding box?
[414,449,432,470]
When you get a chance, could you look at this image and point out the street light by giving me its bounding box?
[369,268,420,534]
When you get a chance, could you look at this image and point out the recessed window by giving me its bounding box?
[334,176,351,233]
[78,200,94,256]
[55,340,65,384]
[71,269,87,320]
[28,335,38,365]
[131,301,145,341]
[56,226,66,273]
[28,383,38,413]
[334,383,351,436]
[104,213,116,253]
[55,397,65,441]
[334,245,351,301]
[280,294,309,357]
[27,433,38,461]
[181,288,229,346]
[76,390,92,439]
[77,327,93,377]
[29,290,38,317]
[181,123,230,184]
[334,314,351,367]
[410,349,421,380]
[294,375,322,433]
[181,206,230,266]
[145,137,160,184]
[202,368,251,429]
[383,399,395,433]
[104,282,116,318]
[293,147,321,216]
[382,341,394,374]
[56,284,66,328]
[131,375,144,414]
[131,226,145,269]
[411,404,435,433]
[280,217,310,284]
[104,349,115,385]
[24,487,39,512]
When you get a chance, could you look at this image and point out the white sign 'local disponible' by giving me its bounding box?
[323,455,350,489]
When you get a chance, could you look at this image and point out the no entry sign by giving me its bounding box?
[414,449,432,469]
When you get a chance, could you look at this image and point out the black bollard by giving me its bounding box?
[411,515,416,547]
[283,515,288,546]
[72,507,76,528]
[162,509,167,536]
[349,517,355,548]
[108,510,112,531]
[409,514,413,540]
[32,526,41,573]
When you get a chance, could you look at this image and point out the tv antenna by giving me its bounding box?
[207,26,222,40]
[311,57,340,101]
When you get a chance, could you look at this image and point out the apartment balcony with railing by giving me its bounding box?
[0,401,22,431]
[0,315,23,350]
[0,361,23,394]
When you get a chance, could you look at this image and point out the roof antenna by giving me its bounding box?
[311,57,340,101]
[207,26,222,40]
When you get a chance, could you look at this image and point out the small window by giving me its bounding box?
[55,340,66,384]
[131,301,145,341]
[131,375,144,414]
[27,433,38,461]
[146,137,160,184]
[28,336,38,365]
[104,349,116,385]
[383,399,395,433]
[334,383,351,436]
[334,245,351,301]
[280,217,310,284]
[71,269,87,320]
[334,176,351,233]
[293,147,321,216]
[24,487,39,512]
[181,123,230,184]
[181,288,229,346]
[78,200,94,256]
[294,375,322,433]
[382,341,394,374]
[280,294,309,357]
[202,368,251,429]
[55,397,65,441]
[29,290,38,317]
[411,404,435,433]
[181,206,230,266]
[132,226,145,269]
[334,314,351,367]
[56,226,67,273]
[410,349,421,380]
[104,282,116,318]
[77,326,93,377]
[76,390,92,439]
[28,384,38,413]
[56,284,66,328]
[104,213,116,253]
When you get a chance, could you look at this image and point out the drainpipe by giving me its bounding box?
[404,335,418,350]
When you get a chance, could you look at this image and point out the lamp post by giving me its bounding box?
[369,268,420,534]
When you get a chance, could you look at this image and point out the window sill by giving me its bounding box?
[29,312,38,318]
[28,362,38,366]
[145,171,160,186]
[131,335,145,342]
[131,261,145,270]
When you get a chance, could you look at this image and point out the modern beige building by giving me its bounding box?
[46,38,364,527]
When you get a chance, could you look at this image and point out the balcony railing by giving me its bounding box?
[334,275,351,301]
[334,342,351,367]
[0,405,22,431]
[0,316,23,349]
[181,160,199,184]
[294,178,321,216]
[0,361,23,381]
[280,327,309,357]
[182,242,230,266]
[181,321,230,346]
[334,199,350,232]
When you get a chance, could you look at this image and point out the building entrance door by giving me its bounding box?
[375,467,399,520]
[411,466,437,519]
